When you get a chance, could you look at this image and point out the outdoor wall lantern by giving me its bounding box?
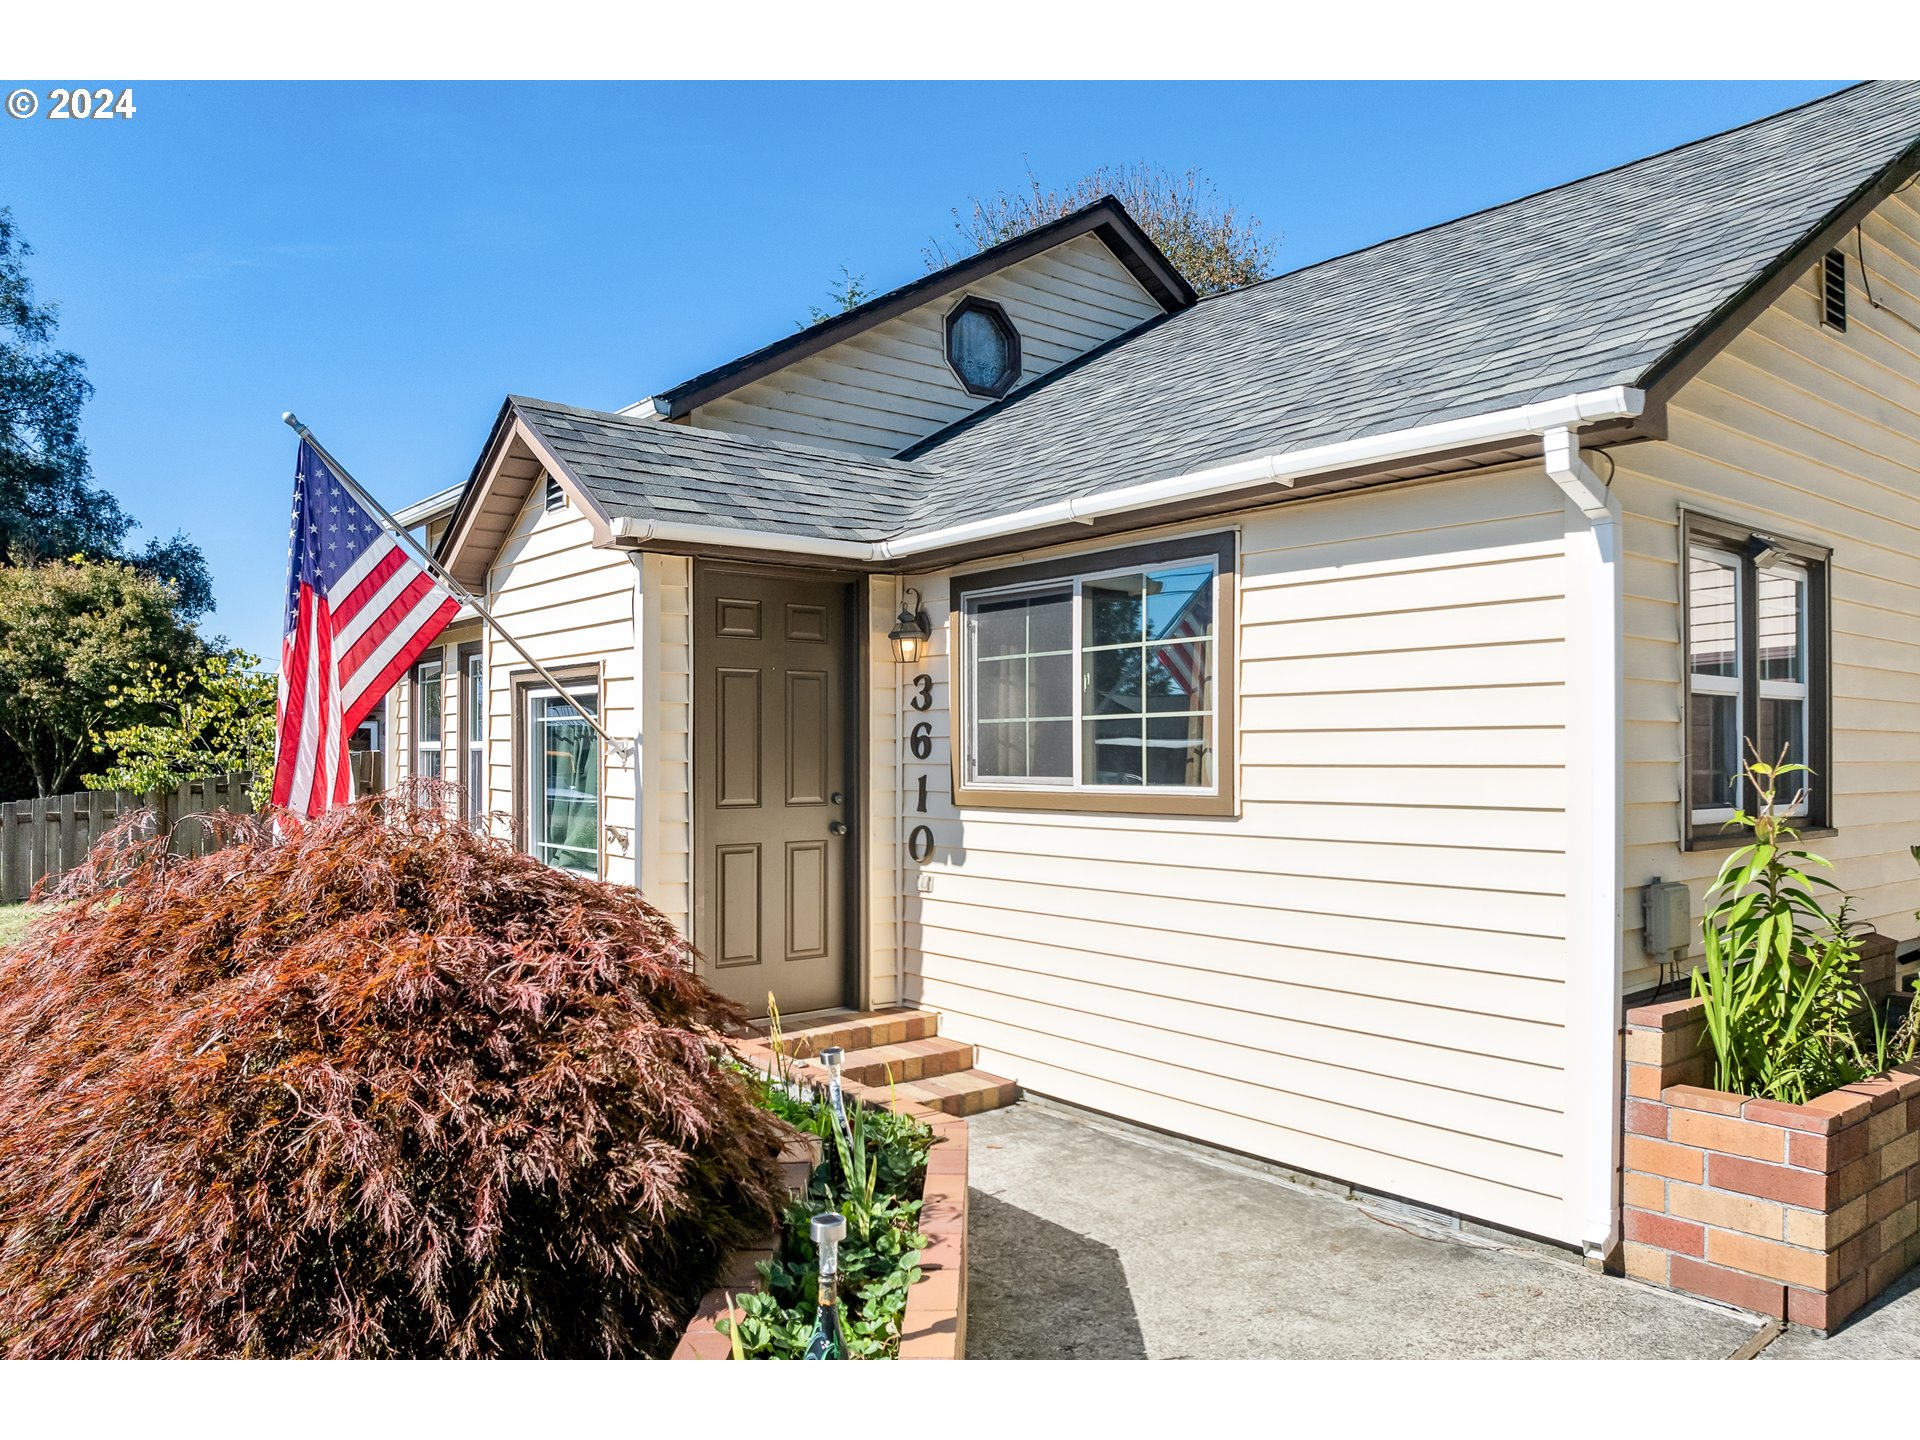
[888,588,932,665]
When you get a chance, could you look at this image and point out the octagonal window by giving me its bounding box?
[945,297,1020,398]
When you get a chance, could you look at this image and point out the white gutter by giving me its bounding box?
[1545,426,1626,1267]
[393,481,466,528]
[606,385,1645,562]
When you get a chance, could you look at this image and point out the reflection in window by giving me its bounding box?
[465,650,485,820]
[528,688,599,874]
[945,299,1019,396]
[1756,563,1808,781]
[1687,550,1740,817]
[970,587,1073,781]
[964,556,1217,792]
[414,654,444,781]
[1686,532,1821,833]
[1081,564,1214,787]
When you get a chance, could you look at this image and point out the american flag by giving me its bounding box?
[272,439,460,817]
[1151,582,1210,696]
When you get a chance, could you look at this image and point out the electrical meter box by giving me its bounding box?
[1642,879,1693,956]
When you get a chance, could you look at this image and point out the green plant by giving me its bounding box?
[1691,749,1878,1103]
[719,1015,936,1359]
[83,649,276,809]
[0,555,201,797]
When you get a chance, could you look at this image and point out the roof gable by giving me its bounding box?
[651,196,1195,422]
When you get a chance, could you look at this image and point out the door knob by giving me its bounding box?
[829,821,849,836]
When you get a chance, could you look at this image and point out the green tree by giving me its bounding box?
[0,557,200,797]
[0,208,213,617]
[85,649,276,809]
[925,163,1279,297]
[804,265,876,326]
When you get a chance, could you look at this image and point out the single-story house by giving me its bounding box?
[381,80,1920,1262]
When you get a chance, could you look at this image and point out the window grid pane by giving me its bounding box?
[1688,547,1742,818]
[968,556,1218,793]
[416,656,443,781]
[969,587,1073,783]
[530,691,599,874]
[1687,536,1823,831]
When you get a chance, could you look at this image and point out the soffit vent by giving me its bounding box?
[1822,250,1848,332]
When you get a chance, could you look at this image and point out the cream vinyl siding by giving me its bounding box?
[865,574,905,1010]
[635,552,693,935]
[687,235,1163,457]
[896,468,1584,1243]
[1618,185,1920,994]
[482,480,639,886]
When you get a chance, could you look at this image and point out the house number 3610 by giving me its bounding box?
[906,671,934,864]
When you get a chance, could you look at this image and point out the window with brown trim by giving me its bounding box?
[511,664,603,877]
[1681,512,1831,847]
[951,532,1236,817]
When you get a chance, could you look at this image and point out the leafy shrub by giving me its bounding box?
[1692,752,1898,1103]
[720,1021,935,1359]
[0,788,793,1357]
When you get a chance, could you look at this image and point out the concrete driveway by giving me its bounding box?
[964,1100,1920,1360]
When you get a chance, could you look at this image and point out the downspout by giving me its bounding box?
[1543,426,1626,1267]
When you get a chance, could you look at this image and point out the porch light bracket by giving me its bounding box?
[1746,533,1791,571]
[888,587,932,666]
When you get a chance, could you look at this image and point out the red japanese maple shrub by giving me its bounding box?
[0,791,790,1357]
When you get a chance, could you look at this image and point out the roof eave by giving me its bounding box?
[605,384,1647,568]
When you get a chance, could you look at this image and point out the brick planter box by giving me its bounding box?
[1622,981,1920,1333]
[672,1069,969,1360]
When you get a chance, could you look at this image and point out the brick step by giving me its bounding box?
[836,1036,975,1087]
[754,1007,939,1059]
[894,1068,1021,1117]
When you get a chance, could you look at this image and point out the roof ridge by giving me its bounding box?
[1193,81,1878,306]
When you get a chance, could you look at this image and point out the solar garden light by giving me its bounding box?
[804,1212,848,1359]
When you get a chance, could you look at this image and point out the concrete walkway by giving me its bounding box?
[964,1100,1920,1359]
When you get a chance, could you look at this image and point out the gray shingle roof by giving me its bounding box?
[511,397,935,544]
[515,82,1920,549]
[902,80,1920,528]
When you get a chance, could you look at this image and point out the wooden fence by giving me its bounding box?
[0,772,256,904]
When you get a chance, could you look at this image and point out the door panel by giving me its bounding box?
[694,567,851,1015]
[715,844,761,966]
[716,668,762,807]
[786,670,830,806]
[785,840,828,960]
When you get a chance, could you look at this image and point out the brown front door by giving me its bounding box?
[693,565,853,1017]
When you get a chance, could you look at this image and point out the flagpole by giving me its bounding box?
[282,412,635,764]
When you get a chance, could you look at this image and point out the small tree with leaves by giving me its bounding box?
[804,265,877,325]
[85,649,276,809]
[0,556,200,797]
[925,163,1278,297]
[0,208,213,617]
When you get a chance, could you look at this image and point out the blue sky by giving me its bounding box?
[0,79,1846,658]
